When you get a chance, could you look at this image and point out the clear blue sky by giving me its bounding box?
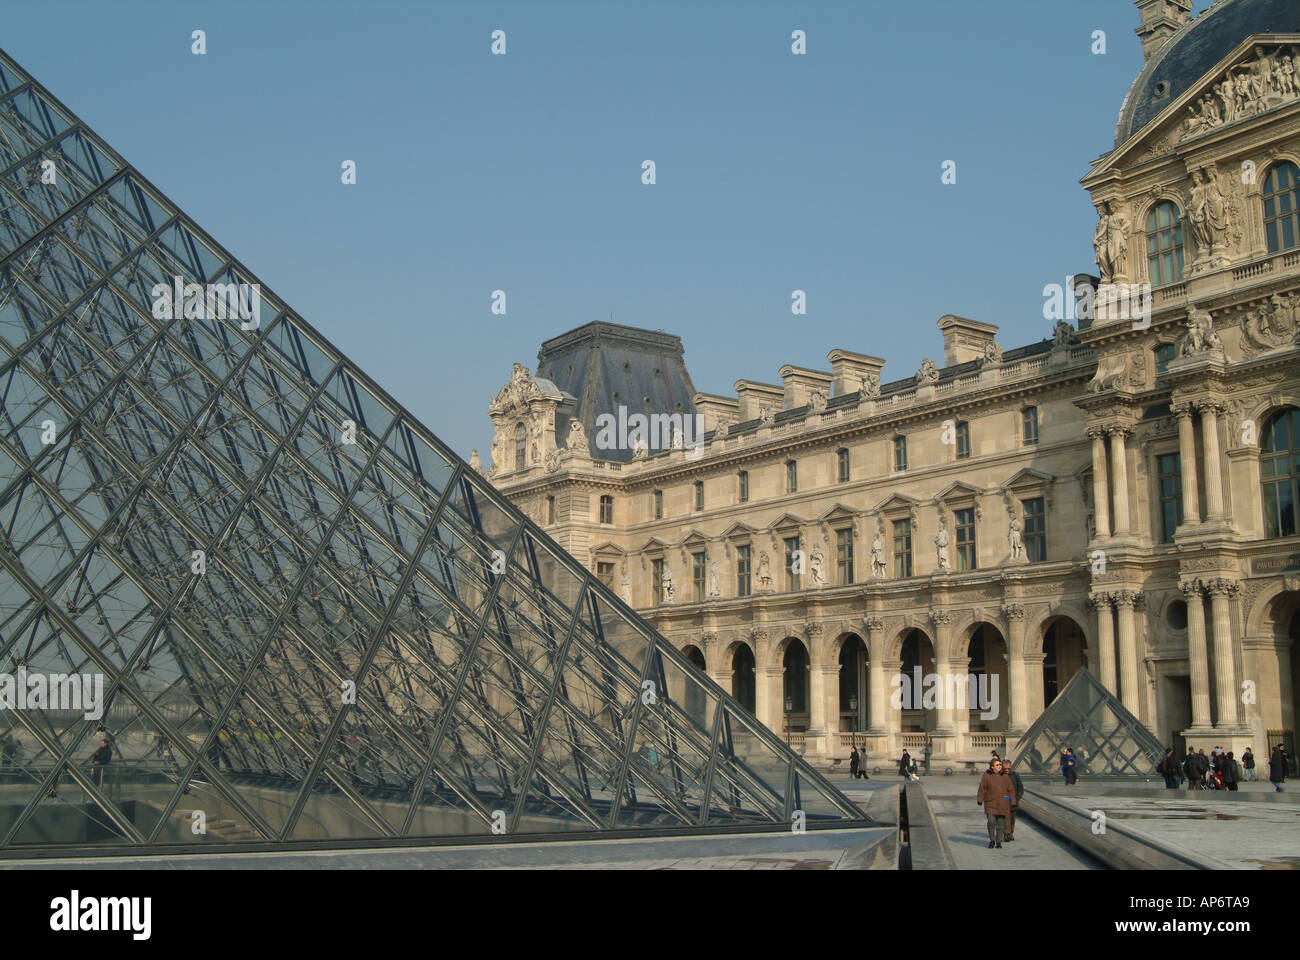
[4,0,1213,464]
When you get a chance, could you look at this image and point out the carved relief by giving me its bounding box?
[1181,46,1300,143]
[1240,292,1300,358]
[917,358,940,385]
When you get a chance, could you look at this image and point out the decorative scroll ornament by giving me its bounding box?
[917,358,940,385]
[489,362,542,415]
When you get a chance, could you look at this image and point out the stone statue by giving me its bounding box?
[1182,306,1223,356]
[1187,167,1231,262]
[714,421,730,439]
[918,358,940,385]
[758,405,775,425]
[1053,319,1074,347]
[620,567,632,604]
[809,545,827,587]
[808,390,827,413]
[1093,201,1129,282]
[1183,44,1300,141]
[935,517,951,571]
[707,559,720,598]
[861,373,881,400]
[661,566,676,604]
[631,437,648,460]
[756,551,773,590]
[1008,513,1025,562]
[871,533,888,578]
[982,341,1003,365]
[566,418,587,452]
[468,449,483,474]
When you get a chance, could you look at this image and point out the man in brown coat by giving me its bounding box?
[977,757,1015,849]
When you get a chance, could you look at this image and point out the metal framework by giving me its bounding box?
[0,49,867,855]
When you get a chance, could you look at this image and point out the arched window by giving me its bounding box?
[1146,201,1185,286]
[1262,408,1299,539]
[1263,161,1300,253]
[513,422,527,470]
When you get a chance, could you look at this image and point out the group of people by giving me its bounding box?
[1058,747,1090,785]
[976,753,1023,849]
[847,747,924,781]
[1158,744,1289,792]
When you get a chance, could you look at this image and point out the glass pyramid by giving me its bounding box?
[1011,669,1164,779]
[0,50,866,855]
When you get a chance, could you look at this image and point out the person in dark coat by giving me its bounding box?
[1158,748,1181,789]
[1003,758,1025,841]
[1195,749,1210,788]
[90,738,112,788]
[1269,745,1288,792]
[1060,748,1077,786]
[1222,751,1239,792]
[898,750,911,778]
[1242,747,1257,781]
[977,758,1015,849]
[849,747,860,780]
[1183,749,1200,789]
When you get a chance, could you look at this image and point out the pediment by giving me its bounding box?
[767,512,807,532]
[1001,468,1055,492]
[720,521,757,540]
[1104,36,1300,171]
[873,493,920,514]
[638,536,671,554]
[935,480,982,503]
[588,540,625,556]
[817,502,858,524]
[679,529,712,547]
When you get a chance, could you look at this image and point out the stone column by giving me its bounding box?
[1207,579,1240,728]
[865,618,887,733]
[1091,592,1118,695]
[1172,402,1201,525]
[1089,427,1111,539]
[1024,654,1046,721]
[930,610,955,739]
[1115,591,1142,716]
[1182,580,1212,729]
[1003,603,1029,736]
[1108,426,1132,537]
[1197,400,1226,520]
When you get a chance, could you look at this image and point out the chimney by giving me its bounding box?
[937,315,999,367]
[827,349,885,397]
[734,380,785,421]
[1135,0,1192,62]
[777,365,834,410]
[694,392,740,433]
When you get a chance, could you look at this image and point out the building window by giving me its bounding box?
[892,519,913,579]
[651,557,664,605]
[836,528,854,585]
[738,470,749,504]
[1157,453,1183,544]
[653,489,663,519]
[736,545,752,597]
[694,480,704,512]
[599,495,613,525]
[1155,343,1177,389]
[546,495,555,525]
[1146,201,1185,286]
[1263,161,1300,253]
[1022,407,1039,446]
[954,507,977,571]
[786,460,798,493]
[837,448,850,483]
[893,436,908,472]
[1262,408,1299,539]
[596,561,615,588]
[514,422,527,470]
[692,551,706,603]
[784,535,801,591]
[955,421,971,460]
[1022,497,1046,562]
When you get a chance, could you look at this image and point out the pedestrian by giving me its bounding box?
[849,747,860,781]
[907,756,920,782]
[1269,745,1287,793]
[1196,749,1210,789]
[1222,751,1239,792]
[899,749,911,778]
[1003,757,1024,841]
[1242,747,1257,781]
[977,757,1015,849]
[89,737,112,788]
[1060,748,1077,786]
[1158,747,1181,789]
[1183,748,1200,790]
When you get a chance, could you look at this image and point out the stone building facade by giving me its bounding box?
[480,0,1300,769]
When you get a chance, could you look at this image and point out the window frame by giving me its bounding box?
[1146,200,1185,287]
[598,494,614,525]
[893,435,908,472]
[1156,451,1183,544]
[837,447,850,483]
[1263,161,1300,254]
[955,421,971,460]
[1021,407,1039,446]
[785,459,798,494]
[835,526,854,585]
[1022,496,1047,562]
[891,518,913,579]
[738,470,749,504]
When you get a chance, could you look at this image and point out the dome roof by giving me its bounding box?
[1115,0,1300,146]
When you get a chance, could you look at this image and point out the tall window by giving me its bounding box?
[1022,497,1046,562]
[1155,343,1177,389]
[1263,161,1300,253]
[955,421,971,460]
[599,495,613,525]
[738,470,749,504]
[1022,407,1039,446]
[1157,453,1183,544]
[693,480,704,512]
[836,528,854,585]
[1146,201,1185,286]
[784,535,801,591]
[892,519,913,578]
[786,460,798,493]
[651,557,664,605]
[514,422,527,470]
[837,448,850,483]
[736,545,752,597]
[1262,408,1299,539]
[954,507,977,571]
[546,495,555,525]
[692,551,706,603]
[596,561,615,588]
[893,436,908,472]
[653,489,663,519]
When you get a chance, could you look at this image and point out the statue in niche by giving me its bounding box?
[1182,306,1223,356]
[1008,512,1025,562]
[661,566,676,604]
[935,517,951,572]
[756,551,773,591]
[870,532,888,578]
[1187,167,1231,260]
[620,566,632,604]
[809,545,828,588]
[707,559,720,598]
[1093,201,1129,282]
